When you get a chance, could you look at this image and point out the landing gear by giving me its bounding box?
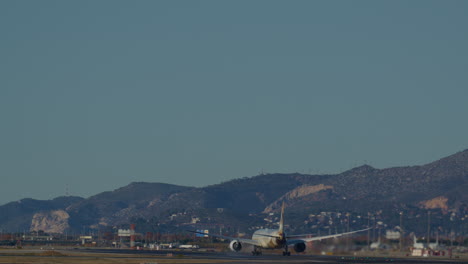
[252,246,262,256]
[282,245,291,256]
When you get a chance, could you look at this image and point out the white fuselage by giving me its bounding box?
[251,228,286,249]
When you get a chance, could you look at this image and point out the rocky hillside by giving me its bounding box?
[31,210,70,234]
[0,196,83,232]
[1,149,467,233]
[66,182,194,229]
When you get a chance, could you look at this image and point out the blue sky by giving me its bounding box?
[1,1,467,205]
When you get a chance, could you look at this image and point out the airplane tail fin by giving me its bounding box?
[279,201,285,234]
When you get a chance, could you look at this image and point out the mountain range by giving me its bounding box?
[1,149,467,234]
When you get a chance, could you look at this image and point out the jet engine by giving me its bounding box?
[229,240,242,252]
[293,242,306,253]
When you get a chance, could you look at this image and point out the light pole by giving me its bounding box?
[346,213,350,252]
[427,211,431,245]
[367,212,371,250]
[372,215,376,244]
[399,211,404,252]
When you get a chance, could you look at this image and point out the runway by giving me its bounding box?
[73,248,467,264]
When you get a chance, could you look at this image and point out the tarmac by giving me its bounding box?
[70,248,468,264]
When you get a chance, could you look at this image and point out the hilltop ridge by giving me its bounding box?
[0,149,467,234]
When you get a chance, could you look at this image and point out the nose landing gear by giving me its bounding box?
[282,245,290,256]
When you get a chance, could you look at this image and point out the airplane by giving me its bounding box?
[412,234,426,249]
[189,202,370,256]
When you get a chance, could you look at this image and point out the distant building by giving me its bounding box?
[385,230,400,240]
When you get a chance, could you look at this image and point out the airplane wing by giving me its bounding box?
[187,230,262,246]
[286,228,371,244]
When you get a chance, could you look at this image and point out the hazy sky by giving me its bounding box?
[1,1,467,205]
